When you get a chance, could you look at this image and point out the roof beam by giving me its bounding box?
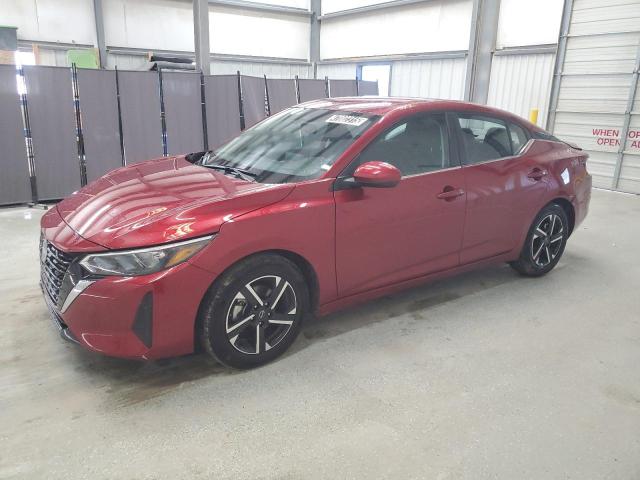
[318,50,467,64]
[493,44,557,56]
[208,0,311,16]
[318,0,433,20]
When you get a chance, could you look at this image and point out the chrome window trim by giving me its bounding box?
[399,165,463,180]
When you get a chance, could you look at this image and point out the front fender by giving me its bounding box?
[189,179,338,307]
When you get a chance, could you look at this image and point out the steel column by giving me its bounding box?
[546,0,574,132]
[92,0,107,68]
[464,0,500,104]
[310,0,321,78]
[612,39,640,189]
[193,0,211,75]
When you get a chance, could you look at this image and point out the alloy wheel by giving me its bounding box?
[225,275,297,355]
[530,213,564,268]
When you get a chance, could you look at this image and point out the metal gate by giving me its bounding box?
[547,0,640,193]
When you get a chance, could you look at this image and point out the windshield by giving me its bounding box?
[201,107,378,184]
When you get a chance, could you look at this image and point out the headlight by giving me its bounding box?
[79,235,214,277]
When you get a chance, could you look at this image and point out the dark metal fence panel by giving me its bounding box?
[23,65,80,201]
[0,65,31,205]
[117,70,163,164]
[358,80,379,96]
[162,72,204,156]
[204,75,241,150]
[76,68,122,182]
[298,79,327,102]
[266,78,297,114]
[241,75,267,129]
[330,79,358,97]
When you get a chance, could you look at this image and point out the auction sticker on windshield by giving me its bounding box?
[326,114,368,127]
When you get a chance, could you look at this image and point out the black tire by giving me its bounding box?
[510,203,569,277]
[197,253,309,369]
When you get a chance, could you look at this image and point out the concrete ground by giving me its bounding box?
[1,188,639,480]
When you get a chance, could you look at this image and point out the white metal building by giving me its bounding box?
[3,0,562,123]
[2,2,640,479]
[548,0,640,193]
[5,0,639,194]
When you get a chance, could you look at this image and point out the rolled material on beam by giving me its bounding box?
[150,55,194,64]
[150,61,196,71]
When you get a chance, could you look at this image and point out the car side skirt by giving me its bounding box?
[317,251,518,317]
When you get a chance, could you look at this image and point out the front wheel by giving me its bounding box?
[510,203,568,277]
[198,254,309,369]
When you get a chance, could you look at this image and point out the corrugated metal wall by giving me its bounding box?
[106,53,315,77]
[107,53,150,70]
[36,47,71,67]
[549,0,640,193]
[211,60,312,78]
[316,63,358,80]
[316,57,467,101]
[487,52,556,127]
[390,57,467,99]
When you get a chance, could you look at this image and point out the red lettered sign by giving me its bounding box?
[628,129,640,149]
[592,128,620,147]
[592,128,640,149]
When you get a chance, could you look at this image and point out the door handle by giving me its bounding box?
[436,186,465,200]
[527,168,548,181]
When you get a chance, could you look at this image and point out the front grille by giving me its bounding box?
[40,237,75,308]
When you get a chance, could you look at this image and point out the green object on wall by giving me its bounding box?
[67,49,99,69]
[0,26,18,50]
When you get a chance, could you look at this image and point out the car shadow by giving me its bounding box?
[69,262,531,407]
[293,263,519,351]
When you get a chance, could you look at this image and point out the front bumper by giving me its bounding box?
[41,287,81,345]
[43,259,216,359]
[39,207,219,359]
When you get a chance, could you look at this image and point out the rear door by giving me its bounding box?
[334,112,466,297]
[453,113,549,264]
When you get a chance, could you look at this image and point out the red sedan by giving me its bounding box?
[40,98,591,368]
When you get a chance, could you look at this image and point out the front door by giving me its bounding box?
[334,113,467,297]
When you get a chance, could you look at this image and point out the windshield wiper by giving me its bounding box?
[200,161,257,182]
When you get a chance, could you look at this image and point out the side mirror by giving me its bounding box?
[353,161,401,188]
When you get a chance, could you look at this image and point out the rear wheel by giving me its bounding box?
[198,254,308,369]
[510,203,568,277]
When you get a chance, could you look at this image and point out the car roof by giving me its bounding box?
[301,97,541,130]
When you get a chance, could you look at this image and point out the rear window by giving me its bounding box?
[457,115,511,164]
[509,122,529,154]
[456,114,530,164]
[534,131,561,142]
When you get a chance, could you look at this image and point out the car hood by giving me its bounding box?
[56,156,295,250]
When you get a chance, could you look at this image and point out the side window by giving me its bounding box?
[508,122,529,154]
[457,115,512,164]
[356,114,450,176]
